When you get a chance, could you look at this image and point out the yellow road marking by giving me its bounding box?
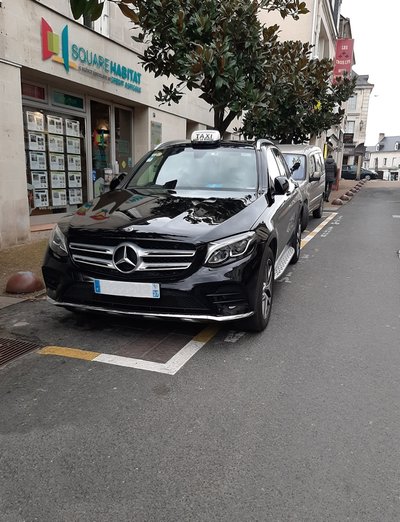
[192,325,219,343]
[301,213,337,249]
[39,346,100,361]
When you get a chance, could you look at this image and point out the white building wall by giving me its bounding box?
[0,62,31,246]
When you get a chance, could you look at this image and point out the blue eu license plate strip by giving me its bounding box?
[94,279,160,298]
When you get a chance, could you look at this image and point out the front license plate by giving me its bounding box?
[94,279,160,299]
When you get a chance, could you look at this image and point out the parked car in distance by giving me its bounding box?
[280,145,326,231]
[42,130,303,332]
[341,165,379,180]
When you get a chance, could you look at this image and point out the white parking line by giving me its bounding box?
[39,325,219,375]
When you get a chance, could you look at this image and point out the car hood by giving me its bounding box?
[65,188,260,242]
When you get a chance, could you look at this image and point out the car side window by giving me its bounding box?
[316,154,323,173]
[273,149,291,178]
[309,155,317,177]
[266,148,282,182]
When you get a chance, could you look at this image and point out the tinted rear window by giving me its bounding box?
[282,153,306,181]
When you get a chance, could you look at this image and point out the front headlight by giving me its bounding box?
[48,224,68,257]
[205,232,256,266]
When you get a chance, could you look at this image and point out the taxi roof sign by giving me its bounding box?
[191,130,221,143]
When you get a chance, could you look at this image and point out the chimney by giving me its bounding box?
[378,133,385,143]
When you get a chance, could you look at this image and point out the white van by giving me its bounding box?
[280,145,326,231]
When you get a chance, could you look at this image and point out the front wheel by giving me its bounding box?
[241,247,274,332]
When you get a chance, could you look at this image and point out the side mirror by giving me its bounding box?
[274,176,289,195]
[110,172,127,191]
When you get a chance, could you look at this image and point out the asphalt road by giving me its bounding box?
[1,181,400,521]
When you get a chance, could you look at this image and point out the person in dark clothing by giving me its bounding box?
[324,155,337,202]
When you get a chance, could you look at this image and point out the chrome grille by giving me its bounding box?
[69,242,196,272]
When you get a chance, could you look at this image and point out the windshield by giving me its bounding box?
[126,146,258,191]
[283,153,306,181]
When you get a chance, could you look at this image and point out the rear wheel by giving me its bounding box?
[290,218,301,265]
[301,204,309,231]
[312,196,324,218]
[241,247,274,332]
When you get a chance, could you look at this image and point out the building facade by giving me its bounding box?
[0,0,225,248]
[342,75,374,167]
[259,0,345,160]
[365,135,400,181]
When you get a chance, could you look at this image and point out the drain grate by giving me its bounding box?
[0,337,42,367]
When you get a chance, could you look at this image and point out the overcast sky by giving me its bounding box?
[340,0,399,145]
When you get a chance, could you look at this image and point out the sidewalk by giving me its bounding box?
[0,179,364,306]
[324,178,362,210]
[0,225,53,307]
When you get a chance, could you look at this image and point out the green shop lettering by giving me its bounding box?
[71,44,141,85]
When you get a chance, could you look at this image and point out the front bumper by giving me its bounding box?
[42,248,262,322]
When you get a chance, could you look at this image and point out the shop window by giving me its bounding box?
[345,120,355,134]
[23,106,87,217]
[78,2,109,37]
[347,94,357,112]
[22,82,46,102]
[52,90,85,111]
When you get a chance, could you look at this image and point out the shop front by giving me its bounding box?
[0,0,214,248]
[22,80,134,224]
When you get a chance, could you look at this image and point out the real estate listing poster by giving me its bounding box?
[68,188,83,205]
[28,132,46,151]
[31,171,48,189]
[66,137,81,155]
[67,155,81,171]
[51,189,67,207]
[29,151,47,170]
[48,135,64,153]
[67,172,82,188]
[34,189,49,208]
[50,172,66,189]
[65,119,80,137]
[26,111,44,132]
[49,153,65,171]
[47,115,63,135]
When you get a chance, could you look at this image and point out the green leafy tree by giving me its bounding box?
[241,40,356,143]
[69,0,308,133]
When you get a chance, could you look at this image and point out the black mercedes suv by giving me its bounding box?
[42,131,302,332]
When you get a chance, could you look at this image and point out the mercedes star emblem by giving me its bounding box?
[113,243,138,273]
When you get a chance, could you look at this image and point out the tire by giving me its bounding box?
[301,204,309,231]
[241,246,274,332]
[364,174,371,180]
[290,218,301,265]
[312,196,324,218]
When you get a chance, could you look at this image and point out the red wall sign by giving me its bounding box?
[333,38,354,80]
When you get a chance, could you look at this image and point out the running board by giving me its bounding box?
[274,245,294,280]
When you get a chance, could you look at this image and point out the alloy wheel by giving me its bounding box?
[261,258,273,319]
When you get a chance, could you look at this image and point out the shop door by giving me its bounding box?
[115,107,133,174]
[91,100,111,197]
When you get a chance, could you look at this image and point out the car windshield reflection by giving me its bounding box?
[126,146,258,191]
